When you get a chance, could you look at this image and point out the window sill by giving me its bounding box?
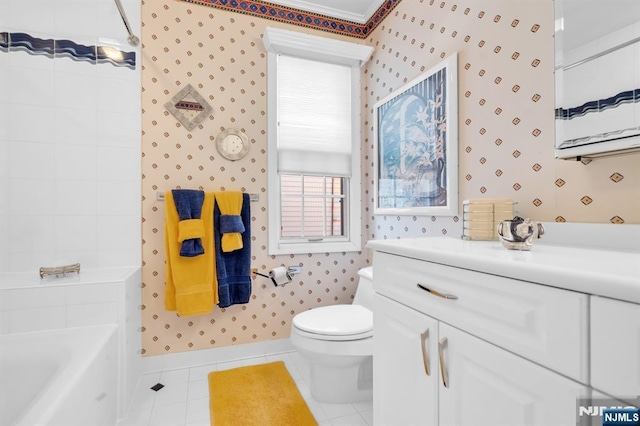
[268,240,361,255]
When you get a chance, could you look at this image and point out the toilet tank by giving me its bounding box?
[352,267,374,310]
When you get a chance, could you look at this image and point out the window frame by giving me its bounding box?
[263,27,373,255]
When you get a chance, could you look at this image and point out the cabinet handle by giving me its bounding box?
[438,337,449,389]
[417,283,459,300]
[420,329,430,376]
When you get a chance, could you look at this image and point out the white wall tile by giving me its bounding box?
[54,180,98,215]
[9,250,57,273]
[7,215,55,254]
[54,215,98,251]
[97,215,140,250]
[0,103,8,142]
[0,177,8,214]
[0,0,8,29]
[9,306,66,333]
[97,181,139,215]
[7,104,56,143]
[7,66,55,107]
[8,1,55,34]
[54,71,97,110]
[67,301,118,326]
[52,249,99,269]
[97,77,139,113]
[53,107,98,145]
[96,111,141,148]
[55,143,97,180]
[9,178,55,216]
[9,286,66,309]
[98,248,141,268]
[96,2,132,41]
[0,310,9,335]
[7,49,54,71]
[8,141,55,179]
[97,146,140,181]
[54,53,97,75]
[54,1,98,39]
[66,282,117,305]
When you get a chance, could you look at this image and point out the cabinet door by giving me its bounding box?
[373,294,438,426]
[591,295,640,402]
[438,323,588,426]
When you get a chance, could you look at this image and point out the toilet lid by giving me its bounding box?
[293,305,373,337]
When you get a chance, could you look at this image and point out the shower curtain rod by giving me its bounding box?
[114,0,140,47]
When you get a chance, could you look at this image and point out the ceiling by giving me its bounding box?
[266,0,387,24]
[558,0,640,50]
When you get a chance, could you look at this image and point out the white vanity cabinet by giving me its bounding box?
[373,252,588,426]
[374,293,438,426]
[368,237,640,426]
[590,295,640,402]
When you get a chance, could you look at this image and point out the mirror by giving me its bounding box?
[554,0,640,159]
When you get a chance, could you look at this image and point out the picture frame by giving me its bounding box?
[373,54,459,216]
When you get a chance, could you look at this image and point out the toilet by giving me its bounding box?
[290,267,374,403]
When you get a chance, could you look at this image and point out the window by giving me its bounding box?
[262,27,373,254]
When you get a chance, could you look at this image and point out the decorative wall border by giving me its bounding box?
[179,0,402,39]
[0,32,136,69]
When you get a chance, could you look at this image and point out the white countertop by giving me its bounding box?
[367,237,640,304]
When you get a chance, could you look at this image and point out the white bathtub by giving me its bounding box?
[0,325,118,426]
[0,266,141,424]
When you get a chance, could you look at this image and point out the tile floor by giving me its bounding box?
[117,351,373,426]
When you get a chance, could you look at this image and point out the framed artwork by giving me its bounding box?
[373,54,459,216]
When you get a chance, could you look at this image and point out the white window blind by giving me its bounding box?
[277,54,352,176]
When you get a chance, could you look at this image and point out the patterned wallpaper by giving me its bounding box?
[365,0,639,242]
[141,0,640,356]
[140,1,368,355]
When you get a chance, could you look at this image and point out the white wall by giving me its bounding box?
[0,0,141,272]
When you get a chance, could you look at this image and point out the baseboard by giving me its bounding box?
[141,338,294,373]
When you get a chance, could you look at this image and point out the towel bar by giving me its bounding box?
[156,191,259,202]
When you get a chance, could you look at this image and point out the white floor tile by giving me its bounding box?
[129,386,157,411]
[160,368,191,385]
[118,350,373,426]
[330,413,369,426]
[149,401,187,426]
[187,379,210,401]
[360,409,373,426]
[154,381,189,406]
[188,364,217,382]
[185,397,210,424]
[352,399,374,413]
[116,407,151,426]
[320,401,358,420]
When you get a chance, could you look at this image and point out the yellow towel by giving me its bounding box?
[164,191,218,316]
[215,191,244,252]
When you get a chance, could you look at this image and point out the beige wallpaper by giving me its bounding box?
[140,1,369,355]
[141,0,640,356]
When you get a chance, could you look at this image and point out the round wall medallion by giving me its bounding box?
[216,128,249,161]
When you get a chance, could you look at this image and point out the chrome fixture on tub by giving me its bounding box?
[39,263,81,279]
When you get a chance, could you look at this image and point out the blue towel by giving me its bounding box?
[219,214,245,234]
[171,189,205,257]
[215,193,252,308]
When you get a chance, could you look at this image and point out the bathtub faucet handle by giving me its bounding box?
[39,263,81,279]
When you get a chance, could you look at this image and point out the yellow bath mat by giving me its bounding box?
[208,361,317,426]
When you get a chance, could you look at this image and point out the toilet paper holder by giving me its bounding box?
[251,266,299,286]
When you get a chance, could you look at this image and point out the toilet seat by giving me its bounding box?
[292,305,373,341]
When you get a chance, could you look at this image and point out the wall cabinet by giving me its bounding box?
[370,243,638,426]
